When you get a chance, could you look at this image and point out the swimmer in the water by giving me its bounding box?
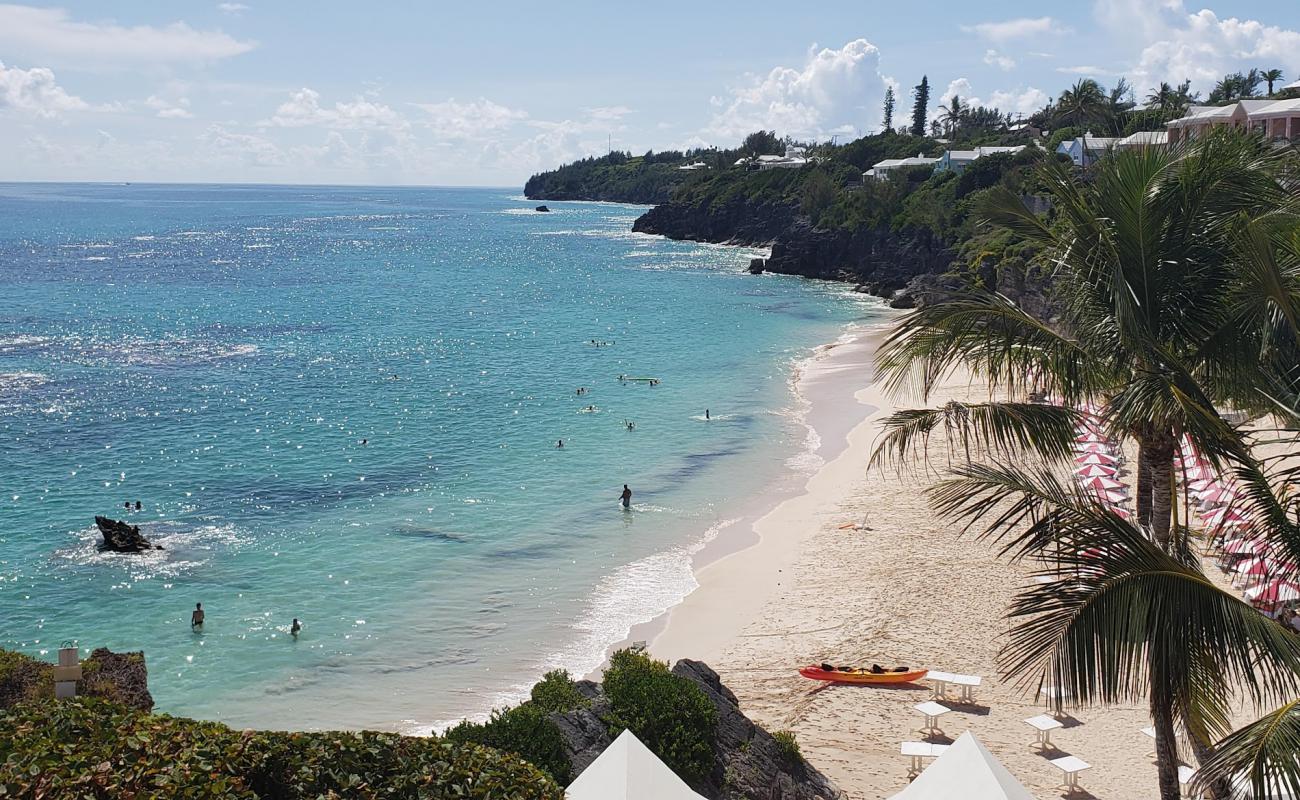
[705,409,710,420]
[290,618,301,637]
[557,439,564,449]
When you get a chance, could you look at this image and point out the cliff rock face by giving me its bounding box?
[635,198,953,304]
[552,659,840,800]
[0,647,154,712]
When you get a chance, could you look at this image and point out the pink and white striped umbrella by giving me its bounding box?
[1245,579,1300,605]
[1081,475,1125,491]
[1197,485,1239,505]
[1093,489,1130,506]
[1077,453,1119,466]
[1222,537,1268,557]
[1233,557,1276,578]
[1182,467,1218,484]
[1202,507,1248,526]
[1186,479,1215,493]
[1075,432,1106,444]
[1074,443,1114,454]
[1110,507,1133,520]
[1076,464,1118,478]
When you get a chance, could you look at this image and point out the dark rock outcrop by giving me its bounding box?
[0,647,154,712]
[94,516,160,553]
[535,205,550,213]
[633,198,951,304]
[552,660,840,800]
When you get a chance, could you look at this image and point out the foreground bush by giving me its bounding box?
[602,649,718,782]
[0,698,562,799]
[444,703,572,785]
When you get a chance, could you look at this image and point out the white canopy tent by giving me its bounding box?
[566,729,707,800]
[889,731,1036,800]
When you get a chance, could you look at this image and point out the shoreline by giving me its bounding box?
[601,319,895,671]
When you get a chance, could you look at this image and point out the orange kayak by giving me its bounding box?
[799,666,929,684]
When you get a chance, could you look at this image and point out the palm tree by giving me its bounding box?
[927,458,1300,800]
[937,95,964,138]
[1172,79,1199,113]
[1106,78,1135,132]
[872,132,1300,547]
[1055,78,1108,129]
[1146,82,1175,112]
[1264,68,1285,96]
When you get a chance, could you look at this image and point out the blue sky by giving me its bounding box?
[2,0,1298,186]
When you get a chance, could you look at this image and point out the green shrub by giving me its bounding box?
[530,669,586,713]
[772,730,802,764]
[0,698,562,799]
[444,703,572,784]
[601,649,717,783]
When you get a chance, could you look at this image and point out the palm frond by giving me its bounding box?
[1192,699,1300,800]
[869,401,1080,470]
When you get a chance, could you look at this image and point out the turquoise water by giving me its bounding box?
[0,183,875,730]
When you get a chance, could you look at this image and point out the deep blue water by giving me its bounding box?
[0,183,875,730]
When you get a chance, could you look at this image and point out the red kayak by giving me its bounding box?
[799,666,929,685]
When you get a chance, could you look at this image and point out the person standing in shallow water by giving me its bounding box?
[191,602,205,629]
[290,618,301,638]
[620,484,632,509]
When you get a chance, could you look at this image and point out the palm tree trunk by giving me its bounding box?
[1149,432,1176,546]
[1185,724,1232,800]
[1136,436,1154,527]
[1151,688,1183,800]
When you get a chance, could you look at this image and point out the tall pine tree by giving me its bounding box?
[910,76,930,136]
[882,86,896,132]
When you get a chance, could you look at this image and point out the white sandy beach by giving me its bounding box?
[640,319,1177,800]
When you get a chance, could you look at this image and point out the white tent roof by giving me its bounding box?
[889,731,1037,800]
[566,730,707,800]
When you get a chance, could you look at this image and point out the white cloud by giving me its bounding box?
[1093,1,1300,92]
[0,4,255,66]
[0,59,88,117]
[413,98,528,139]
[989,87,1050,116]
[265,88,409,133]
[200,124,284,167]
[984,49,1016,71]
[217,3,249,13]
[145,94,193,119]
[585,106,633,122]
[1056,64,1123,77]
[964,17,1063,41]
[706,39,887,140]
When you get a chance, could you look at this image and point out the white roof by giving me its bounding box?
[888,731,1036,800]
[1282,79,1300,91]
[975,146,1025,156]
[1251,98,1300,118]
[945,150,979,161]
[566,730,707,800]
[1119,130,1169,146]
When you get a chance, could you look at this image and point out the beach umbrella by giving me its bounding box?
[1202,507,1248,527]
[1110,507,1132,520]
[1244,579,1300,605]
[1076,453,1119,466]
[1076,464,1117,479]
[1183,467,1218,484]
[566,730,708,800]
[1222,538,1269,557]
[1074,433,1106,444]
[1081,475,1125,491]
[1197,485,1239,505]
[1073,443,1113,454]
[1093,488,1129,506]
[888,731,1036,800]
[1232,558,1276,578]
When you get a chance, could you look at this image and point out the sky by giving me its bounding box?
[2,0,1299,186]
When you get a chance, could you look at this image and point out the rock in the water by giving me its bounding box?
[552,660,841,800]
[748,257,766,275]
[535,205,550,213]
[94,516,160,553]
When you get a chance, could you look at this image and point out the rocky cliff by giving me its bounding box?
[553,659,841,800]
[0,647,154,712]
[633,197,954,306]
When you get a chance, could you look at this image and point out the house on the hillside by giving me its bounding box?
[1056,133,1119,167]
[1115,130,1169,149]
[933,145,1026,174]
[865,153,940,180]
[1165,98,1300,144]
[1248,98,1300,141]
[678,162,708,171]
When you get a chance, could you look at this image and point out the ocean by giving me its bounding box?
[0,183,878,731]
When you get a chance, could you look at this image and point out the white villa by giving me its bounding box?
[1166,98,1300,144]
[865,153,941,180]
[933,145,1026,174]
[1116,130,1168,149]
[677,161,708,171]
[735,145,810,171]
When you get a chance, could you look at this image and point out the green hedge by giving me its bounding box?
[444,703,572,785]
[0,698,562,799]
[602,650,717,783]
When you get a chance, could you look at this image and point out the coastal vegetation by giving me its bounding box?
[0,697,563,799]
[871,130,1300,800]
